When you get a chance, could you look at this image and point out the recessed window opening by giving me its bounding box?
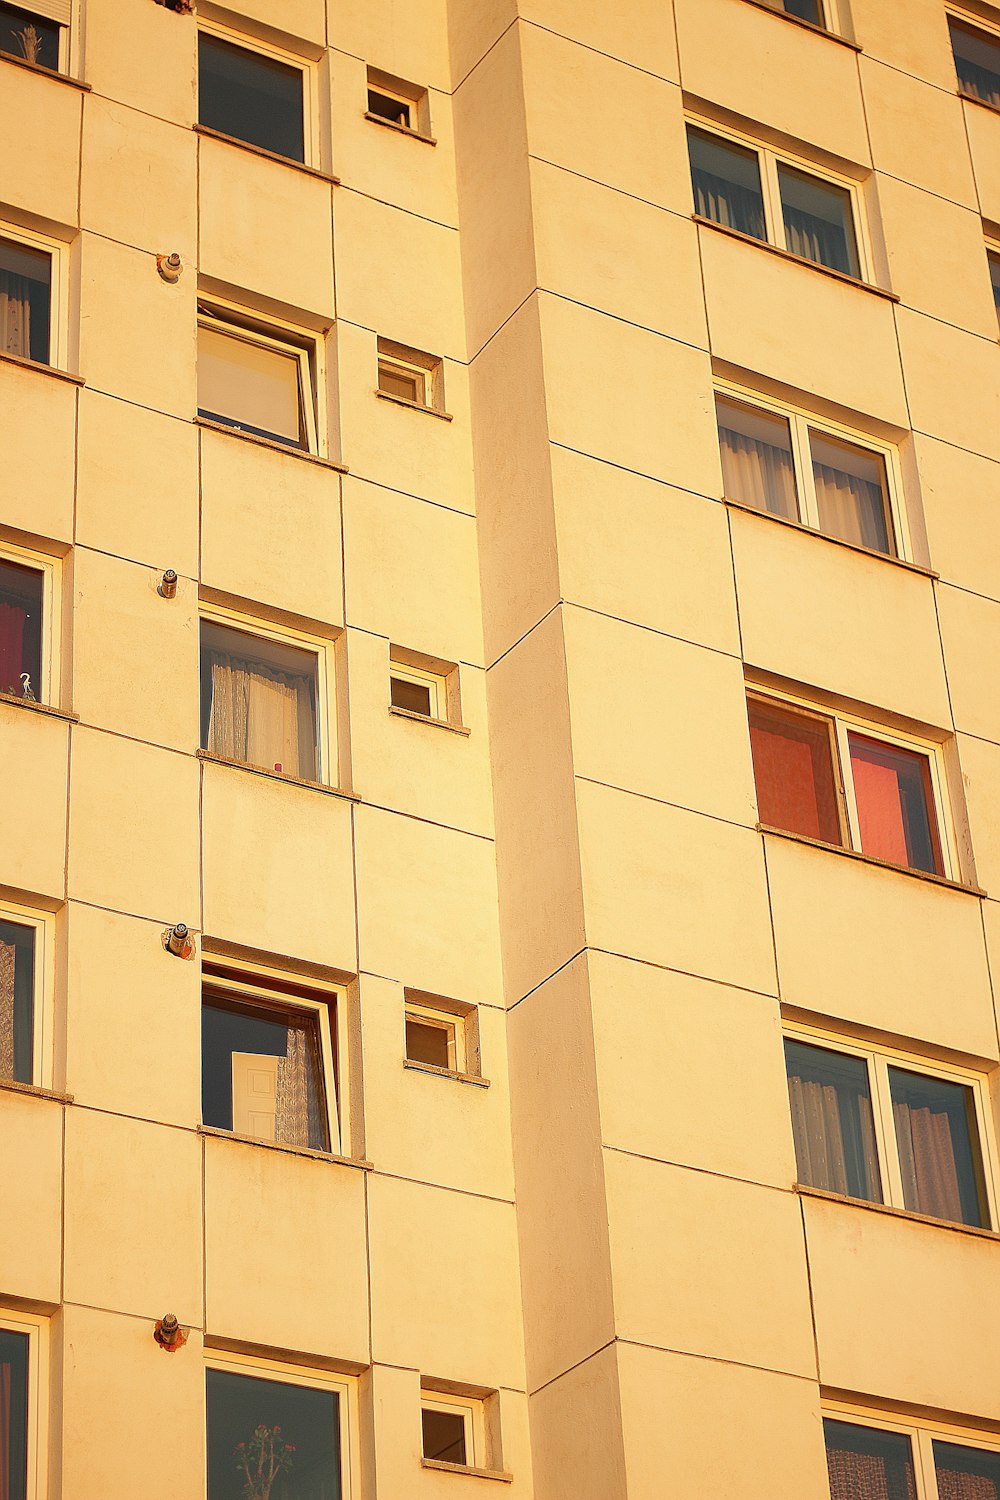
[376,337,443,412]
[206,1364,346,1499]
[0,1,61,70]
[369,86,410,128]
[198,30,305,162]
[198,308,318,453]
[0,1325,28,1500]
[0,236,52,366]
[200,619,321,782]
[950,15,1000,109]
[0,559,42,701]
[390,661,447,721]
[0,917,35,1086]
[688,126,766,241]
[406,1011,458,1071]
[422,1406,469,1465]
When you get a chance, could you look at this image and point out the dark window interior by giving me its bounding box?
[934,1441,1000,1496]
[0,2,59,70]
[202,993,329,1152]
[391,675,433,716]
[199,31,305,162]
[0,236,52,365]
[406,1015,452,1069]
[422,1407,468,1466]
[784,1038,882,1203]
[368,87,411,128]
[0,559,43,701]
[206,1368,340,1500]
[782,0,822,23]
[888,1067,988,1228]
[687,125,766,241]
[824,1419,916,1500]
[0,1330,28,1500]
[950,18,1000,109]
[0,919,35,1086]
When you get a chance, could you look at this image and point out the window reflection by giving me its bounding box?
[206,1369,341,1500]
[199,32,305,161]
[687,127,766,241]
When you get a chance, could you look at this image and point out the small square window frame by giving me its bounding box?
[822,1400,1000,1499]
[0,899,55,1091]
[420,1391,486,1470]
[0,538,62,708]
[0,1307,49,1500]
[199,602,339,789]
[0,219,69,371]
[365,65,431,138]
[390,662,447,722]
[197,16,321,169]
[376,337,446,414]
[197,298,324,456]
[405,1001,465,1074]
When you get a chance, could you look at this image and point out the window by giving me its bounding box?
[824,1410,1000,1500]
[785,1028,995,1228]
[420,1391,486,1470]
[716,389,903,556]
[0,559,42,702]
[759,0,826,22]
[747,690,953,878]
[197,305,319,453]
[0,917,36,1086]
[206,1355,357,1500]
[687,121,865,279]
[950,15,1000,109]
[0,234,52,367]
[405,1003,463,1073]
[198,28,307,162]
[366,66,429,135]
[376,337,445,413]
[0,1,66,71]
[390,662,446,721]
[0,1311,47,1500]
[988,246,1000,322]
[202,960,340,1154]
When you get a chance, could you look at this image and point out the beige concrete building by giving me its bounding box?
[3,0,1000,1495]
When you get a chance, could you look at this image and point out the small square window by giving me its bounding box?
[0,1,63,71]
[198,306,318,453]
[950,16,1000,109]
[420,1390,488,1470]
[404,992,478,1077]
[198,29,306,162]
[390,663,446,721]
[406,1011,458,1071]
[206,1360,353,1500]
[365,66,430,136]
[369,86,410,128]
[377,337,444,413]
[0,235,52,367]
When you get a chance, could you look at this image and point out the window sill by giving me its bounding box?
[364,110,437,145]
[194,416,348,472]
[389,705,471,736]
[692,215,899,301]
[421,1460,513,1483]
[198,1125,373,1169]
[795,1182,998,1242]
[0,350,83,385]
[0,1078,73,1105]
[193,124,341,185]
[0,50,91,89]
[404,1059,490,1088]
[375,389,454,421]
[757,823,986,897]
[196,749,359,801]
[0,693,78,723]
[739,0,862,49]
[723,498,938,579]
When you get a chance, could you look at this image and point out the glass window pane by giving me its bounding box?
[934,1440,1000,1499]
[989,250,1000,321]
[0,236,51,365]
[950,19,1000,109]
[198,324,305,448]
[199,32,305,162]
[422,1409,468,1465]
[368,88,410,127]
[716,396,800,520]
[201,621,320,782]
[406,1016,453,1069]
[206,1368,340,1500]
[778,164,860,278]
[748,698,843,845]
[824,1420,917,1500]
[0,559,43,701]
[809,429,895,556]
[784,1039,882,1202]
[391,675,433,716]
[0,2,59,68]
[202,995,330,1151]
[847,733,943,875]
[0,919,35,1086]
[889,1068,988,1228]
[378,359,425,404]
[0,1329,28,1500]
[783,0,822,20]
[687,127,766,241]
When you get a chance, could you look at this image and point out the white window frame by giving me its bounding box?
[716,381,911,560]
[202,958,345,1155]
[205,1351,359,1499]
[748,685,961,881]
[822,1401,1000,1500]
[0,900,54,1091]
[405,1000,466,1073]
[421,1391,486,1469]
[687,114,873,282]
[785,1020,999,1228]
[0,220,69,371]
[1,0,73,72]
[197,300,322,456]
[0,1307,49,1500]
[377,351,432,407]
[0,539,61,708]
[199,602,338,788]
[197,17,319,168]
[389,661,446,721]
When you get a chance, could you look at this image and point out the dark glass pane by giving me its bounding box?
[810,430,894,555]
[368,88,410,127]
[206,1369,340,1500]
[0,236,52,365]
[202,995,329,1151]
[199,32,305,162]
[950,18,1000,109]
[0,2,59,70]
[778,164,860,277]
[989,250,1000,320]
[889,1068,988,1228]
[783,0,822,21]
[934,1440,1000,1499]
[200,620,319,781]
[0,1329,28,1500]
[847,734,943,876]
[824,1420,916,1500]
[422,1409,467,1465]
[406,1016,452,1069]
[784,1039,882,1202]
[748,697,843,846]
[391,676,432,716]
[0,559,42,701]
[0,919,35,1085]
[716,395,799,520]
[687,126,766,241]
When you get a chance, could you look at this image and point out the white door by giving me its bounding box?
[231,1052,279,1140]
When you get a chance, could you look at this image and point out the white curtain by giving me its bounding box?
[719,425,798,519]
[207,652,314,779]
[813,462,890,553]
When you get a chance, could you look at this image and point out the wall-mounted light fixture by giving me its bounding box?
[162,923,195,960]
[153,1313,188,1352]
[156,252,184,283]
[157,569,178,599]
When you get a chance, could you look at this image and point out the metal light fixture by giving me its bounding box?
[153,1313,188,1352]
[156,252,183,283]
[162,923,195,960]
[157,569,178,599]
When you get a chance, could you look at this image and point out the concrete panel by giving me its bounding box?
[851,0,957,88]
[917,434,1000,601]
[963,94,1000,228]
[329,0,452,93]
[860,54,977,207]
[520,0,678,80]
[0,1090,62,1303]
[959,734,1000,896]
[0,361,76,544]
[895,308,1000,463]
[528,1345,627,1500]
[83,0,197,124]
[81,95,197,257]
[0,703,68,899]
[0,64,81,225]
[937,583,1000,744]
[877,175,997,337]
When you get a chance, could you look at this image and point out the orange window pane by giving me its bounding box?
[198,324,303,447]
[848,734,943,875]
[748,699,842,846]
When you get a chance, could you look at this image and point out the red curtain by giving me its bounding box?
[0,602,24,698]
[0,1360,11,1500]
[852,752,908,866]
[748,700,842,844]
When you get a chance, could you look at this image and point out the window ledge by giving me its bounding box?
[404,1059,490,1088]
[757,823,986,897]
[421,1460,513,1483]
[389,705,471,736]
[0,50,91,89]
[0,1077,73,1105]
[193,124,341,184]
[0,693,78,723]
[739,0,862,49]
[194,416,348,472]
[375,389,454,421]
[723,498,938,579]
[0,350,83,385]
[795,1182,998,1242]
[364,110,437,145]
[198,1125,373,1169]
[692,215,899,301]
[196,749,359,801]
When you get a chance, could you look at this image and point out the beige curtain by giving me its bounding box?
[893,1102,963,1223]
[813,463,889,552]
[787,1076,879,1199]
[275,1019,325,1150]
[719,427,798,519]
[0,279,30,359]
[207,653,313,779]
[0,941,15,1083]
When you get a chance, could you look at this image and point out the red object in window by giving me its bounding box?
[849,733,943,875]
[748,698,842,846]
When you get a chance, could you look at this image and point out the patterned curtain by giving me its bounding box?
[787,1075,880,1200]
[275,1019,325,1151]
[0,941,15,1083]
[0,277,30,360]
[828,1447,916,1500]
[937,1472,999,1500]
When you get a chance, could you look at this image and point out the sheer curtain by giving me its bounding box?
[827,1447,917,1500]
[783,206,852,273]
[719,425,798,518]
[0,277,29,360]
[207,652,314,779]
[787,1075,880,1199]
[691,170,766,239]
[0,941,14,1083]
[893,1101,964,1223]
[812,462,891,553]
[275,1020,325,1151]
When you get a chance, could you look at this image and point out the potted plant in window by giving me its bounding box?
[234,1424,296,1500]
